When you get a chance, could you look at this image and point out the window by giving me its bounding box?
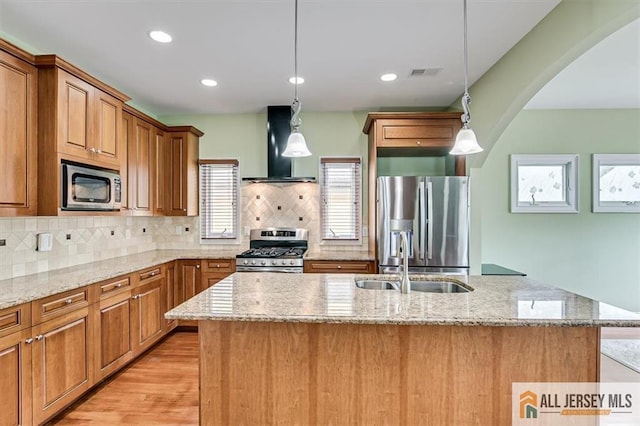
[510,154,579,213]
[199,160,239,242]
[320,157,361,241]
[592,154,640,213]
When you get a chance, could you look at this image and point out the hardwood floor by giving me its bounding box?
[48,331,199,426]
[47,329,639,425]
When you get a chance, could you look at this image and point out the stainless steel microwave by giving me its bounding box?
[61,163,122,211]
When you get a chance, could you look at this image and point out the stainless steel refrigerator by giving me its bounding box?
[377,176,470,274]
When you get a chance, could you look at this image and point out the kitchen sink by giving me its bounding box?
[355,280,398,290]
[354,278,472,293]
[410,280,471,293]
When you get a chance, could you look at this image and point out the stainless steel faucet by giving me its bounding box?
[398,231,411,294]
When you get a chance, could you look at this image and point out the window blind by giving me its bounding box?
[320,157,361,240]
[199,160,239,240]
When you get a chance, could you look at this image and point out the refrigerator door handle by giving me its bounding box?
[418,181,426,260]
[426,181,433,260]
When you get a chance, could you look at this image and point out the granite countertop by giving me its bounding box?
[0,249,239,310]
[165,272,640,327]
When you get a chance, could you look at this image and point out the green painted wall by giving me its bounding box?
[160,110,371,212]
[481,109,640,312]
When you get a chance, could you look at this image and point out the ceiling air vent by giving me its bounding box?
[409,67,443,77]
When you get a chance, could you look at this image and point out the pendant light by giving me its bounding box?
[282,0,312,157]
[450,0,483,155]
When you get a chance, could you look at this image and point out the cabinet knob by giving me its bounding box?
[416,140,421,145]
[197,265,201,269]
[36,335,44,341]
[25,338,34,344]
[97,149,102,154]
[65,298,73,304]
[337,265,342,269]
[183,209,187,212]
[116,283,122,288]
[150,272,155,276]
[89,147,96,153]
[132,295,140,300]
[216,264,220,268]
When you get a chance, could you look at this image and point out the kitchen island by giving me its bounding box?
[166,273,640,425]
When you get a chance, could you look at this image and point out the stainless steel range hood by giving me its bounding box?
[242,106,316,183]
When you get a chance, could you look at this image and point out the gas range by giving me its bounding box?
[236,228,308,273]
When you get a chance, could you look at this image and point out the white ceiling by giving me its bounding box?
[527,17,640,109]
[0,0,585,116]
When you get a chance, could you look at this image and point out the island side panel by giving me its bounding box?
[198,321,599,426]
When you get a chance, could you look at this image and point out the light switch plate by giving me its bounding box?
[37,233,53,251]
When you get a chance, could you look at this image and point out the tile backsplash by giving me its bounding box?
[0,183,367,281]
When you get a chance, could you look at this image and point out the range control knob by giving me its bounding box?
[290,260,295,266]
[243,260,248,265]
[250,260,256,266]
[261,260,266,266]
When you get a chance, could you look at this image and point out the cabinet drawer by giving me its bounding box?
[137,266,163,285]
[0,303,32,338]
[202,259,235,273]
[32,286,93,324]
[304,261,374,274]
[98,276,131,299]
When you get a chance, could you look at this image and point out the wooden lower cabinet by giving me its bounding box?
[131,278,164,356]
[304,260,375,274]
[0,328,33,426]
[97,290,133,380]
[201,259,235,290]
[163,262,178,332]
[31,306,93,425]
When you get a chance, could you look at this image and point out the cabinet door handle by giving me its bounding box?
[96,149,102,154]
[65,298,73,304]
[132,295,140,300]
[89,147,97,153]
[36,335,43,341]
[25,338,34,344]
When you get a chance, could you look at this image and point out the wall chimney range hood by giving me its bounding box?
[242,106,316,183]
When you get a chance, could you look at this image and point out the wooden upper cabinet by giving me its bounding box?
[364,112,463,156]
[48,68,123,168]
[0,48,37,216]
[153,127,166,215]
[166,127,202,216]
[127,117,154,215]
[94,88,122,163]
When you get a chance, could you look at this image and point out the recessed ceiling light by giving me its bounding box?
[201,79,218,87]
[148,30,172,43]
[289,76,304,85]
[380,73,398,82]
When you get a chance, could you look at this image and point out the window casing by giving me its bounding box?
[320,157,361,241]
[199,160,239,242]
[592,154,640,213]
[510,154,579,213]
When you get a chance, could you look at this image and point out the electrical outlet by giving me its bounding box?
[0,239,5,246]
[185,227,190,232]
[110,230,115,236]
[66,234,71,240]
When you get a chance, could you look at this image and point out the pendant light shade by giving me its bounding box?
[282,0,311,158]
[283,130,311,157]
[450,0,483,156]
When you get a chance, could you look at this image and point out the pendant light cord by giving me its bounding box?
[461,0,471,127]
[291,0,301,131]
